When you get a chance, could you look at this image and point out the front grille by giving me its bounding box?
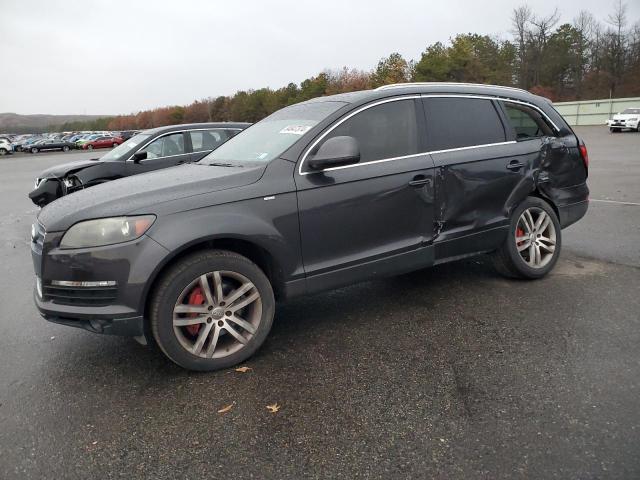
[42,284,118,306]
[31,222,45,255]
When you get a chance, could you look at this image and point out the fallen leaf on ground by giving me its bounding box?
[266,403,280,413]
[235,366,252,373]
[217,403,235,414]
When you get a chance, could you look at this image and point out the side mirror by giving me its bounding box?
[307,136,360,171]
[132,151,147,163]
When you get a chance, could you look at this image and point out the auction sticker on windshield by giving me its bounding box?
[279,125,312,135]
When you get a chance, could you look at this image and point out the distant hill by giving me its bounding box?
[0,112,110,133]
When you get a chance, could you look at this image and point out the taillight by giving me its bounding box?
[579,143,589,169]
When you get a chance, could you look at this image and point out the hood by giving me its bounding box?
[39,158,102,179]
[38,163,265,232]
[613,113,639,120]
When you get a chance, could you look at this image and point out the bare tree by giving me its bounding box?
[606,0,628,93]
[511,6,533,87]
[573,11,596,97]
[529,8,561,86]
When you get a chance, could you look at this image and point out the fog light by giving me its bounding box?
[51,280,116,287]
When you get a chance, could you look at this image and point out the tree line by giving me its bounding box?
[54,2,639,132]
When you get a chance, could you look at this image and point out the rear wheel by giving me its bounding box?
[493,196,561,279]
[112,143,118,148]
[87,144,94,150]
[62,145,70,152]
[150,250,275,371]
[0,148,7,156]
[31,147,38,153]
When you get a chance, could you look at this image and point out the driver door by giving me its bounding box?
[294,98,436,293]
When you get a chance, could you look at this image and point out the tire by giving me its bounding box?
[112,143,118,148]
[87,144,94,150]
[492,196,561,279]
[150,250,275,371]
[0,148,7,156]
[62,145,70,152]
[31,147,38,153]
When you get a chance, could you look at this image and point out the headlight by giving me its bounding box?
[628,117,638,121]
[60,215,156,249]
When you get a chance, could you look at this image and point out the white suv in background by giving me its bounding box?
[0,138,13,156]
[607,107,640,133]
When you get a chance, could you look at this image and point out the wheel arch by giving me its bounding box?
[141,235,285,321]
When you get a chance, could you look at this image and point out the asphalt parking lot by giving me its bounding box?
[0,127,638,479]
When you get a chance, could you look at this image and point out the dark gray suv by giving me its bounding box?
[31,83,589,371]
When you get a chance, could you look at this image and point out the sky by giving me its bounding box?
[1,0,639,116]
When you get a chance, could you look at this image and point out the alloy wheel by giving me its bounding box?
[172,270,262,359]
[515,207,557,268]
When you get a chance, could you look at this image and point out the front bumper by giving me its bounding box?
[608,120,639,129]
[29,178,62,207]
[32,227,170,337]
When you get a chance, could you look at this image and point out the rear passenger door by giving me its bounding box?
[423,96,528,259]
[295,97,436,291]
[188,129,232,162]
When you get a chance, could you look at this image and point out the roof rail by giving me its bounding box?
[375,82,529,94]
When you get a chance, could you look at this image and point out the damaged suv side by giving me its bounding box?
[32,83,588,371]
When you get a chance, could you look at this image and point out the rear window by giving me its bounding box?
[423,97,506,151]
[501,102,554,140]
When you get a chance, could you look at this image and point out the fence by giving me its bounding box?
[553,97,640,126]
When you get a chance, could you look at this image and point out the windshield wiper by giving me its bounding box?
[205,162,237,167]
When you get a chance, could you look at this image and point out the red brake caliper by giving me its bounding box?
[185,287,204,336]
[516,227,525,247]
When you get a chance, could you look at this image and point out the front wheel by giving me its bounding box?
[112,143,118,148]
[87,144,94,150]
[0,148,7,156]
[62,145,70,152]
[492,197,561,279]
[150,250,275,371]
[31,147,38,153]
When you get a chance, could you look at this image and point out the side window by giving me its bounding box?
[190,129,228,153]
[140,133,185,159]
[308,99,419,165]
[501,102,554,140]
[423,97,506,151]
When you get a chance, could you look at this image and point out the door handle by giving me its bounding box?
[506,160,524,171]
[409,175,430,187]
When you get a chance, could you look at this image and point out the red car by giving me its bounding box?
[82,136,124,150]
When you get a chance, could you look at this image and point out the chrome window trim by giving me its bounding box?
[298,93,558,176]
[126,128,244,162]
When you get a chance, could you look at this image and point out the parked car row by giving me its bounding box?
[0,130,140,155]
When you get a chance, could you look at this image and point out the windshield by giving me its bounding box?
[100,133,151,161]
[621,108,640,115]
[200,101,346,165]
